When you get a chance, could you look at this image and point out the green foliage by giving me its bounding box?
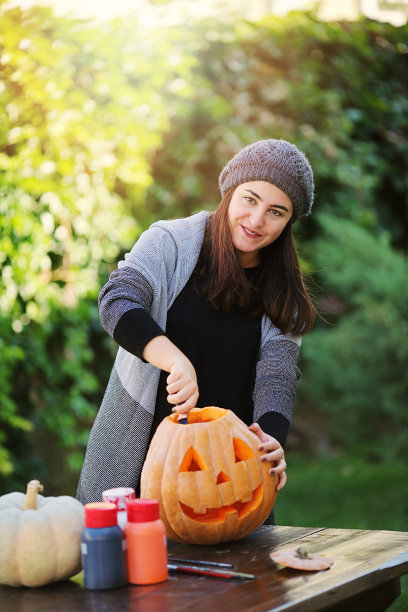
[0,2,192,492]
[298,216,408,457]
[277,454,408,531]
[0,316,30,475]
[0,297,115,493]
[147,13,408,248]
[0,3,407,494]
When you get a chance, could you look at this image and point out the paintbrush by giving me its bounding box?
[168,558,234,568]
[167,563,255,580]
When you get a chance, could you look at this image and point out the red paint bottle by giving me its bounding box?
[124,498,168,585]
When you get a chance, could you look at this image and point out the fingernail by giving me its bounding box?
[269,469,275,474]
[259,446,264,451]
[261,457,266,462]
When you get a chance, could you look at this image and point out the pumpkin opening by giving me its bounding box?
[169,407,228,424]
[179,483,263,524]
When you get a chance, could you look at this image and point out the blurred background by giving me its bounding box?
[1,0,407,603]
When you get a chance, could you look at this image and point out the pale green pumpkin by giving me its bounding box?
[0,480,84,587]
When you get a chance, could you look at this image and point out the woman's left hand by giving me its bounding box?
[248,422,287,491]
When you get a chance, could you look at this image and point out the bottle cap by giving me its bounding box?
[102,487,135,510]
[127,498,160,523]
[84,502,118,528]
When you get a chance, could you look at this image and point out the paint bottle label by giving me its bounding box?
[103,487,135,529]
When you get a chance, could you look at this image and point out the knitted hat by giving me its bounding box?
[218,139,314,221]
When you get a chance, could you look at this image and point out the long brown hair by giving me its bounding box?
[194,190,316,336]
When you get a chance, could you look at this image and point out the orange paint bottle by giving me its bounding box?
[124,498,168,585]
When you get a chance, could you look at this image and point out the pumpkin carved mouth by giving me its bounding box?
[179,483,263,524]
[177,435,264,524]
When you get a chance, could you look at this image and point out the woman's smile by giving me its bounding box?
[241,225,262,238]
[228,181,293,267]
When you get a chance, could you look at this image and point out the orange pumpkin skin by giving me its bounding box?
[140,407,278,545]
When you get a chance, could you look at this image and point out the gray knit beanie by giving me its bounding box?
[219,139,314,221]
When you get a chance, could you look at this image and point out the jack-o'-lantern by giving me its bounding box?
[140,407,278,545]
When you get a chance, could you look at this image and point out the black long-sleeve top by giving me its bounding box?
[114,268,290,449]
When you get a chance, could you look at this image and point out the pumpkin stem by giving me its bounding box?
[296,545,310,559]
[23,479,44,510]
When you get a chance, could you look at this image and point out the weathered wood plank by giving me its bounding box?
[0,526,407,612]
[164,527,408,611]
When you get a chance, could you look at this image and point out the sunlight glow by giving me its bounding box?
[7,0,408,25]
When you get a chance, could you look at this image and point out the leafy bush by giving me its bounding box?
[147,13,408,250]
[298,215,408,457]
[0,3,177,492]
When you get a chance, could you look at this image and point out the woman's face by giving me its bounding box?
[228,181,293,267]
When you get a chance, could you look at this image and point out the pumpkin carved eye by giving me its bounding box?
[233,437,256,463]
[179,447,207,472]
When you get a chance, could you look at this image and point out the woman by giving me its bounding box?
[76,138,316,508]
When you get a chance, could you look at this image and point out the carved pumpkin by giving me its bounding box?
[0,480,84,587]
[141,407,278,545]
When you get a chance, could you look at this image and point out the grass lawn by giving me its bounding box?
[275,453,408,611]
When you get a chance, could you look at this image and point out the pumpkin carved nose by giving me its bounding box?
[216,471,231,485]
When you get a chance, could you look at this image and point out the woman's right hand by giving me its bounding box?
[166,357,199,415]
[142,335,199,414]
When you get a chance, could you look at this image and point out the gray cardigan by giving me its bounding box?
[76,211,301,504]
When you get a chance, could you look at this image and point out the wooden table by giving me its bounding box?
[1,525,408,611]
